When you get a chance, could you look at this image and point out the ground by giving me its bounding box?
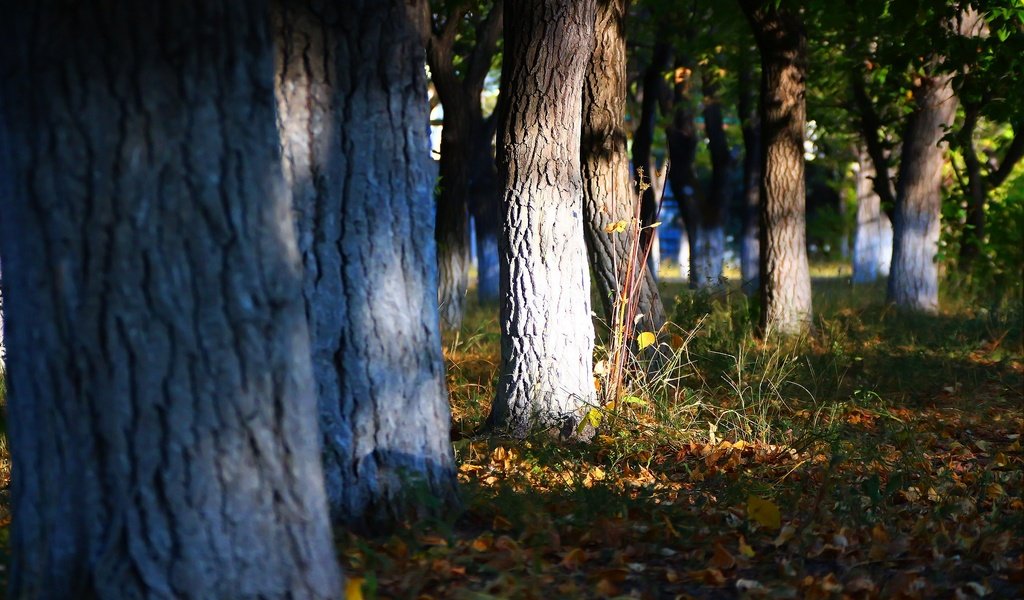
[0,273,1021,599]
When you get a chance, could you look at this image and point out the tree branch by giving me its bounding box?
[463,0,503,96]
[849,69,897,210]
[987,122,1024,189]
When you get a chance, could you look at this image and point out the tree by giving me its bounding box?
[698,62,732,287]
[737,57,762,294]
[0,2,342,596]
[274,0,458,529]
[739,1,813,334]
[631,38,674,257]
[582,0,666,335]
[426,0,504,329]
[487,0,598,438]
[851,147,894,283]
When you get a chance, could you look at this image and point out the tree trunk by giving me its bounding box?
[738,60,761,294]
[488,0,597,439]
[852,147,893,283]
[741,2,813,335]
[470,118,502,303]
[665,62,705,288]
[957,104,985,268]
[0,3,342,597]
[887,74,957,312]
[435,109,474,329]
[700,67,732,288]
[582,0,666,335]
[632,41,673,239]
[274,0,457,530]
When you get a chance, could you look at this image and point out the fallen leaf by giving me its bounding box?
[345,578,364,600]
[747,496,781,530]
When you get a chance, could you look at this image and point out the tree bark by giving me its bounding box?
[274,0,458,530]
[957,104,985,267]
[488,0,597,439]
[738,59,761,294]
[0,3,342,597]
[741,2,813,335]
[582,0,666,335]
[470,116,502,303]
[852,146,893,283]
[887,74,957,312]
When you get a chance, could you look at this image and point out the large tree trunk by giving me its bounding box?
[852,147,893,283]
[274,0,457,530]
[738,60,761,294]
[887,74,957,312]
[741,2,813,335]
[488,0,597,439]
[0,3,342,597]
[700,67,732,288]
[582,0,666,335]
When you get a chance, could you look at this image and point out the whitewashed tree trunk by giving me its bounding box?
[852,149,893,283]
[488,0,597,438]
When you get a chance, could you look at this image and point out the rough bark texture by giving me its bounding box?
[738,61,761,294]
[0,3,342,597]
[741,3,813,335]
[489,0,598,438]
[274,0,457,530]
[887,74,957,312]
[582,0,666,335]
[427,2,504,328]
[852,147,893,283]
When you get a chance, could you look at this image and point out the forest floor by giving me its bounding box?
[339,276,1023,599]
[0,275,1021,599]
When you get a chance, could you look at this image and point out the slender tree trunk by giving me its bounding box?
[701,67,732,288]
[632,41,673,239]
[470,122,502,303]
[582,0,666,334]
[741,2,813,334]
[0,3,342,597]
[665,62,705,288]
[488,0,597,439]
[957,104,985,268]
[435,107,473,329]
[887,74,957,312]
[738,60,761,294]
[852,146,893,283]
[274,0,457,530]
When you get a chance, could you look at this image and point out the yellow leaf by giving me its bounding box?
[604,219,628,234]
[738,536,756,558]
[637,331,656,349]
[345,578,364,600]
[747,495,781,530]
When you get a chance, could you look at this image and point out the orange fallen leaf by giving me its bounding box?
[709,543,736,570]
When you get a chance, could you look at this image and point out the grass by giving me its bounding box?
[1,270,1022,598]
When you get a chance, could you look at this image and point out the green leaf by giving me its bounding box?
[621,395,647,406]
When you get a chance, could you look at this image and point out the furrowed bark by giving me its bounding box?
[0,2,342,597]
[582,0,666,335]
[274,0,457,531]
[741,2,813,335]
[489,0,598,439]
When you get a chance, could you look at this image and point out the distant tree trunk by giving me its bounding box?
[738,60,761,294]
[741,2,813,334]
[427,2,503,327]
[632,41,673,249]
[0,3,342,597]
[582,0,666,334]
[957,104,985,267]
[274,0,457,530]
[887,74,957,312]
[852,147,893,283]
[701,66,732,288]
[665,61,705,288]
[470,120,502,303]
[488,0,597,439]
